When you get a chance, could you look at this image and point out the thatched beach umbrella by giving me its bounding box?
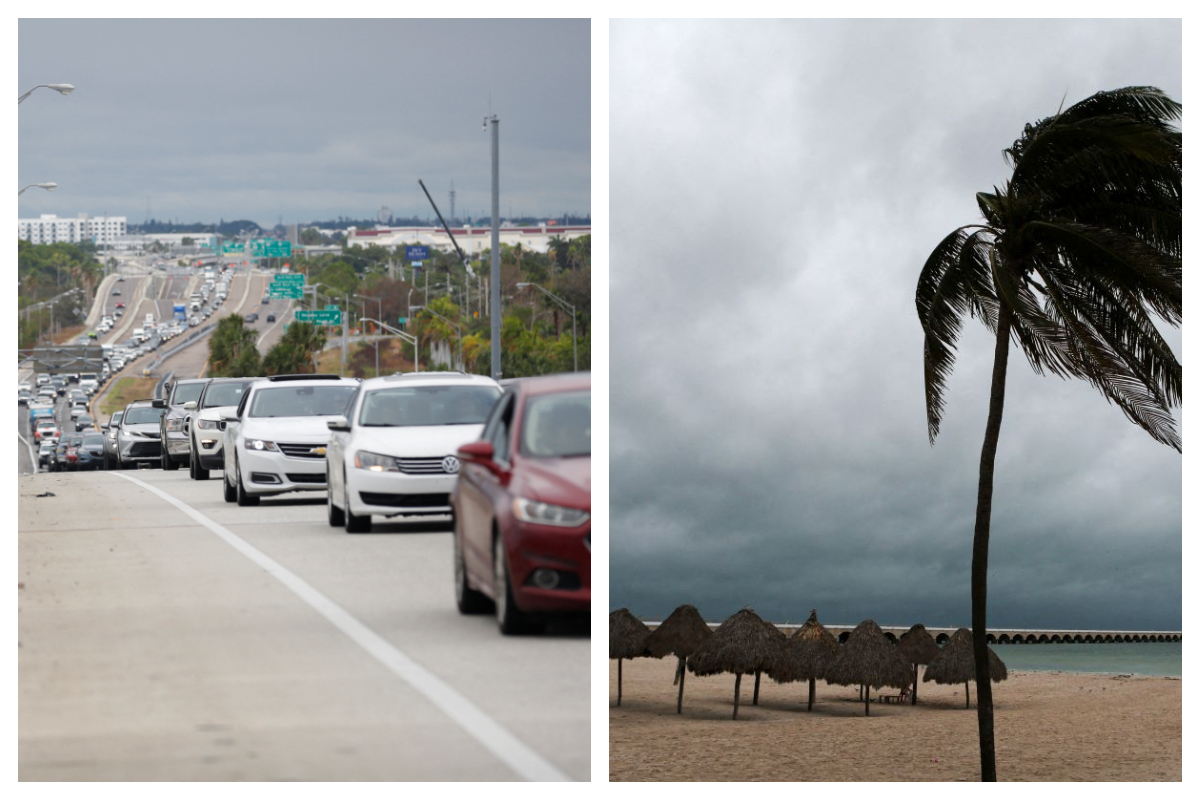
[768,610,840,711]
[923,627,1008,708]
[610,608,650,707]
[644,604,713,714]
[824,619,911,716]
[687,608,784,720]
[753,618,788,706]
[898,624,940,705]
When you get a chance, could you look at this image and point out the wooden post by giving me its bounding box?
[912,664,919,705]
[965,681,970,709]
[617,658,622,706]
[733,673,743,720]
[865,684,871,717]
[807,676,815,711]
[676,657,686,714]
[753,669,761,705]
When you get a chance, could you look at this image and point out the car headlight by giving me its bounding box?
[197,418,219,430]
[355,451,399,472]
[512,498,590,528]
[165,417,186,432]
[246,439,279,452]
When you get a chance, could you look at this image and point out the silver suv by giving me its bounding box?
[115,400,164,469]
[154,378,211,471]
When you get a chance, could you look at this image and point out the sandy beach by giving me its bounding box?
[610,657,1181,781]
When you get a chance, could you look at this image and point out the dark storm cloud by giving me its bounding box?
[18,18,589,225]
[611,19,1183,632]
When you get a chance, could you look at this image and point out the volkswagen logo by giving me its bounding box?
[442,456,460,474]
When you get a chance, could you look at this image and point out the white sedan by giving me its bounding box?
[325,373,502,533]
[221,375,359,506]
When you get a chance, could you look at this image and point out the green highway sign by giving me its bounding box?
[222,241,245,253]
[272,273,305,284]
[326,303,339,310]
[250,239,292,258]
[269,286,304,299]
[295,308,342,326]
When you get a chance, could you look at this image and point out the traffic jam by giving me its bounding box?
[38,365,592,635]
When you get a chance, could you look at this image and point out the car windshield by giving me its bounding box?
[123,407,162,425]
[248,385,357,418]
[172,382,207,404]
[520,390,591,458]
[203,381,253,408]
[82,434,104,447]
[358,385,500,427]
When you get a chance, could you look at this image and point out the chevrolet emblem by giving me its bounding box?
[311,446,327,456]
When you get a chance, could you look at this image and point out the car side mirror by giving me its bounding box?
[152,398,165,409]
[457,440,498,473]
[182,401,197,411]
[326,415,351,432]
[220,409,239,421]
[101,424,108,430]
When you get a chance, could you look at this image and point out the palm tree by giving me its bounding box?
[916,86,1181,781]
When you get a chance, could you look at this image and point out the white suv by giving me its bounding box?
[221,375,359,506]
[325,372,502,533]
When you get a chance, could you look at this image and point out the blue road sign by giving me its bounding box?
[406,246,429,261]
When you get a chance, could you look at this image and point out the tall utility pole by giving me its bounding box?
[486,114,500,379]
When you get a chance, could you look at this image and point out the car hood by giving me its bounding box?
[122,422,161,435]
[348,424,486,457]
[198,405,236,421]
[512,454,591,510]
[241,416,339,442]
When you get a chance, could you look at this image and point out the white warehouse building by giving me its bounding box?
[344,223,590,257]
[18,213,126,246]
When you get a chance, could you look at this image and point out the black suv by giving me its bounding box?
[153,378,211,471]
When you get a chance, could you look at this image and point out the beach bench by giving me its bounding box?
[880,688,911,704]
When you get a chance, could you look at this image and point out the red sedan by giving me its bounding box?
[452,373,591,634]
[63,435,84,470]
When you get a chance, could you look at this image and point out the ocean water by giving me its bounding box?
[989,641,1181,677]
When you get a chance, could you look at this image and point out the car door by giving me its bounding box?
[326,386,360,500]
[459,390,517,580]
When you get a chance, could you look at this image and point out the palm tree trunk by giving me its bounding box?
[972,303,1012,781]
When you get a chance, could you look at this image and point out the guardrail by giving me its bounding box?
[154,370,175,400]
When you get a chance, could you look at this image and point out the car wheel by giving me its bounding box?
[326,468,345,527]
[222,468,237,503]
[163,449,178,470]
[454,521,490,615]
[344,475,371,533]
[193,447,209,481]
[235,460,259,506]
[494,534,537,635]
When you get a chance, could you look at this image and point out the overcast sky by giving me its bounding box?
[610,19,1183,633]
[17,19,589,227]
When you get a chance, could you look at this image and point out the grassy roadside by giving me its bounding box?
[98,376,159,418]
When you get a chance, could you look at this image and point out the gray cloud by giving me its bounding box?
[18,18,589,225]
[611,18,1183,632]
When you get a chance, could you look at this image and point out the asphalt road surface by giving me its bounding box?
[18,469,589,780]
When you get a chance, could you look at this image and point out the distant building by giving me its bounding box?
[18,213,126,246]
[378,204,392,224]
[345,223,590,257]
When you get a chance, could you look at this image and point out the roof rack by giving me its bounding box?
[267,374,344,382]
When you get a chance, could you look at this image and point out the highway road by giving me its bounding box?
[18,469,588,780]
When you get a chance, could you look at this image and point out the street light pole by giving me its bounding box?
[485,114,500,380]
[517,282,578,372]
[18,84,74,104]
[18,182,57,196]
[356,293,382,377]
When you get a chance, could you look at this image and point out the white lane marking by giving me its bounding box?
[112,471,570,782]
[17,430,38,475]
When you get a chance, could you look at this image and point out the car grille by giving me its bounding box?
[396,456,455,475]
[286,473,326,484]
[359,492,451,508]
[278,442,326,459]
[129,441,161,457]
